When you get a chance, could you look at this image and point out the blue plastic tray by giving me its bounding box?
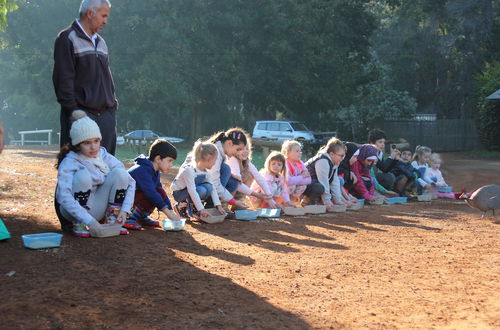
[235,210,259,221]
[385,197,408,204]
[257,208,281,218]
[22,233,63,249]
[438,186,453,193]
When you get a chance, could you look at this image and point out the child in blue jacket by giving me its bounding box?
[126,139,181,230]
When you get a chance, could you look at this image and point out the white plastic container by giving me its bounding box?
[417,194,433,202]
[283,207,306,216]
[90,223,122,238]
[303,205,327,214]
[328,204,347,213]
[201,208,226,224]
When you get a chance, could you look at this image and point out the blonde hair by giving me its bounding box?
[192,141,218,163]
[319,137,345,154]
[412,145,432,162]
[429,153,442,165]
[264,151,287,179]
[281,140,301,157]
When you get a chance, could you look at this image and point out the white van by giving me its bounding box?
[252,120,315,142]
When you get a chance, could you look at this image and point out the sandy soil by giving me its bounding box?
[0,147,499,329]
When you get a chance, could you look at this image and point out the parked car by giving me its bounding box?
[116,135,125,145]
[123,130,184,145]
[252,120,335,143]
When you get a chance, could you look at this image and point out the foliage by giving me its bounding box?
[0,0,17,30]
[474,61,500,150]
[0,0,499,145]
[369,0,498,119]
[337,55,417,140]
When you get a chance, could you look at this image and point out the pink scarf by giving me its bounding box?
[286,159,304,176]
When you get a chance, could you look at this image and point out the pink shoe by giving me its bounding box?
[119,227,129,235]
[73,223,91,238]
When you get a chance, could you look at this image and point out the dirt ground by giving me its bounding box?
[0,147,499,329]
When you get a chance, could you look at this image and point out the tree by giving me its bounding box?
[474,61,500,150]
[0,0,18,30]
[337,54,417,140]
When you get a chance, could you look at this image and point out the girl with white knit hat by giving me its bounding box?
[54,110,136,237]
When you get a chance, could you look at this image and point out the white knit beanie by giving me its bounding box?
[70,110,102,145]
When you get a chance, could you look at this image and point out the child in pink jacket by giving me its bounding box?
[350,144,384,203]
[251,151,294,210]
[281,140,311,204]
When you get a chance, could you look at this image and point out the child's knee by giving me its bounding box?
[72,169,92,191]
[108,168,129,186]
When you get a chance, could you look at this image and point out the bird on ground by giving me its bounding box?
[460,184,500,218]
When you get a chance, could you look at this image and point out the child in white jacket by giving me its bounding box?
[227,144,273,207]
[171,141,225,219]
[55,111,135,237]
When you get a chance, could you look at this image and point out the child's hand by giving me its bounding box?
[164,209,181,221]
[231,200,248,210]
[350,172,358,184]
[385,190,399,197]
[252,191,271,200]
[216,205,227,215]
[391,149,401,159]
[116,211,128,224]
[199,209,210,219]
[267,200,278,209]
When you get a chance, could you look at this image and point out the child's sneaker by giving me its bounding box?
[173,202,188,217]
[137,217,160,227]
[73,223,91,238]
[123,218,143,230]
[119,227,129,235]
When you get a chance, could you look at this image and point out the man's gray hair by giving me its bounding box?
[79,0,111,17]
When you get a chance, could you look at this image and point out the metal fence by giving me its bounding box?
[373,119,480,152]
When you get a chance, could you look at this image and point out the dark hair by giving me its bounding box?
[55,143,80,169]
[208,127,248,146]
[148,139,177,161]
[400,146,412,153]
[367,129,386,144]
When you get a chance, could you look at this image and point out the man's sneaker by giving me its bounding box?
[137,217,160,227]
[73,223,91,238]
[119,227,129,235]
[123,218,143,230]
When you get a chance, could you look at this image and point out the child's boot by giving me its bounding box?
[124,209,143,230]
[137,214,160,227]
[73,223,91,238]
[105,203,129,235]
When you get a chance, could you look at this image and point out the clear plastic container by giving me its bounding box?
[22,233,63,249]
[162,218,186,231]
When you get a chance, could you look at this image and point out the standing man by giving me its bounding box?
[53,0,118,155]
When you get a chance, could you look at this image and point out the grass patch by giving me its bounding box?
[467,150,500,159]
